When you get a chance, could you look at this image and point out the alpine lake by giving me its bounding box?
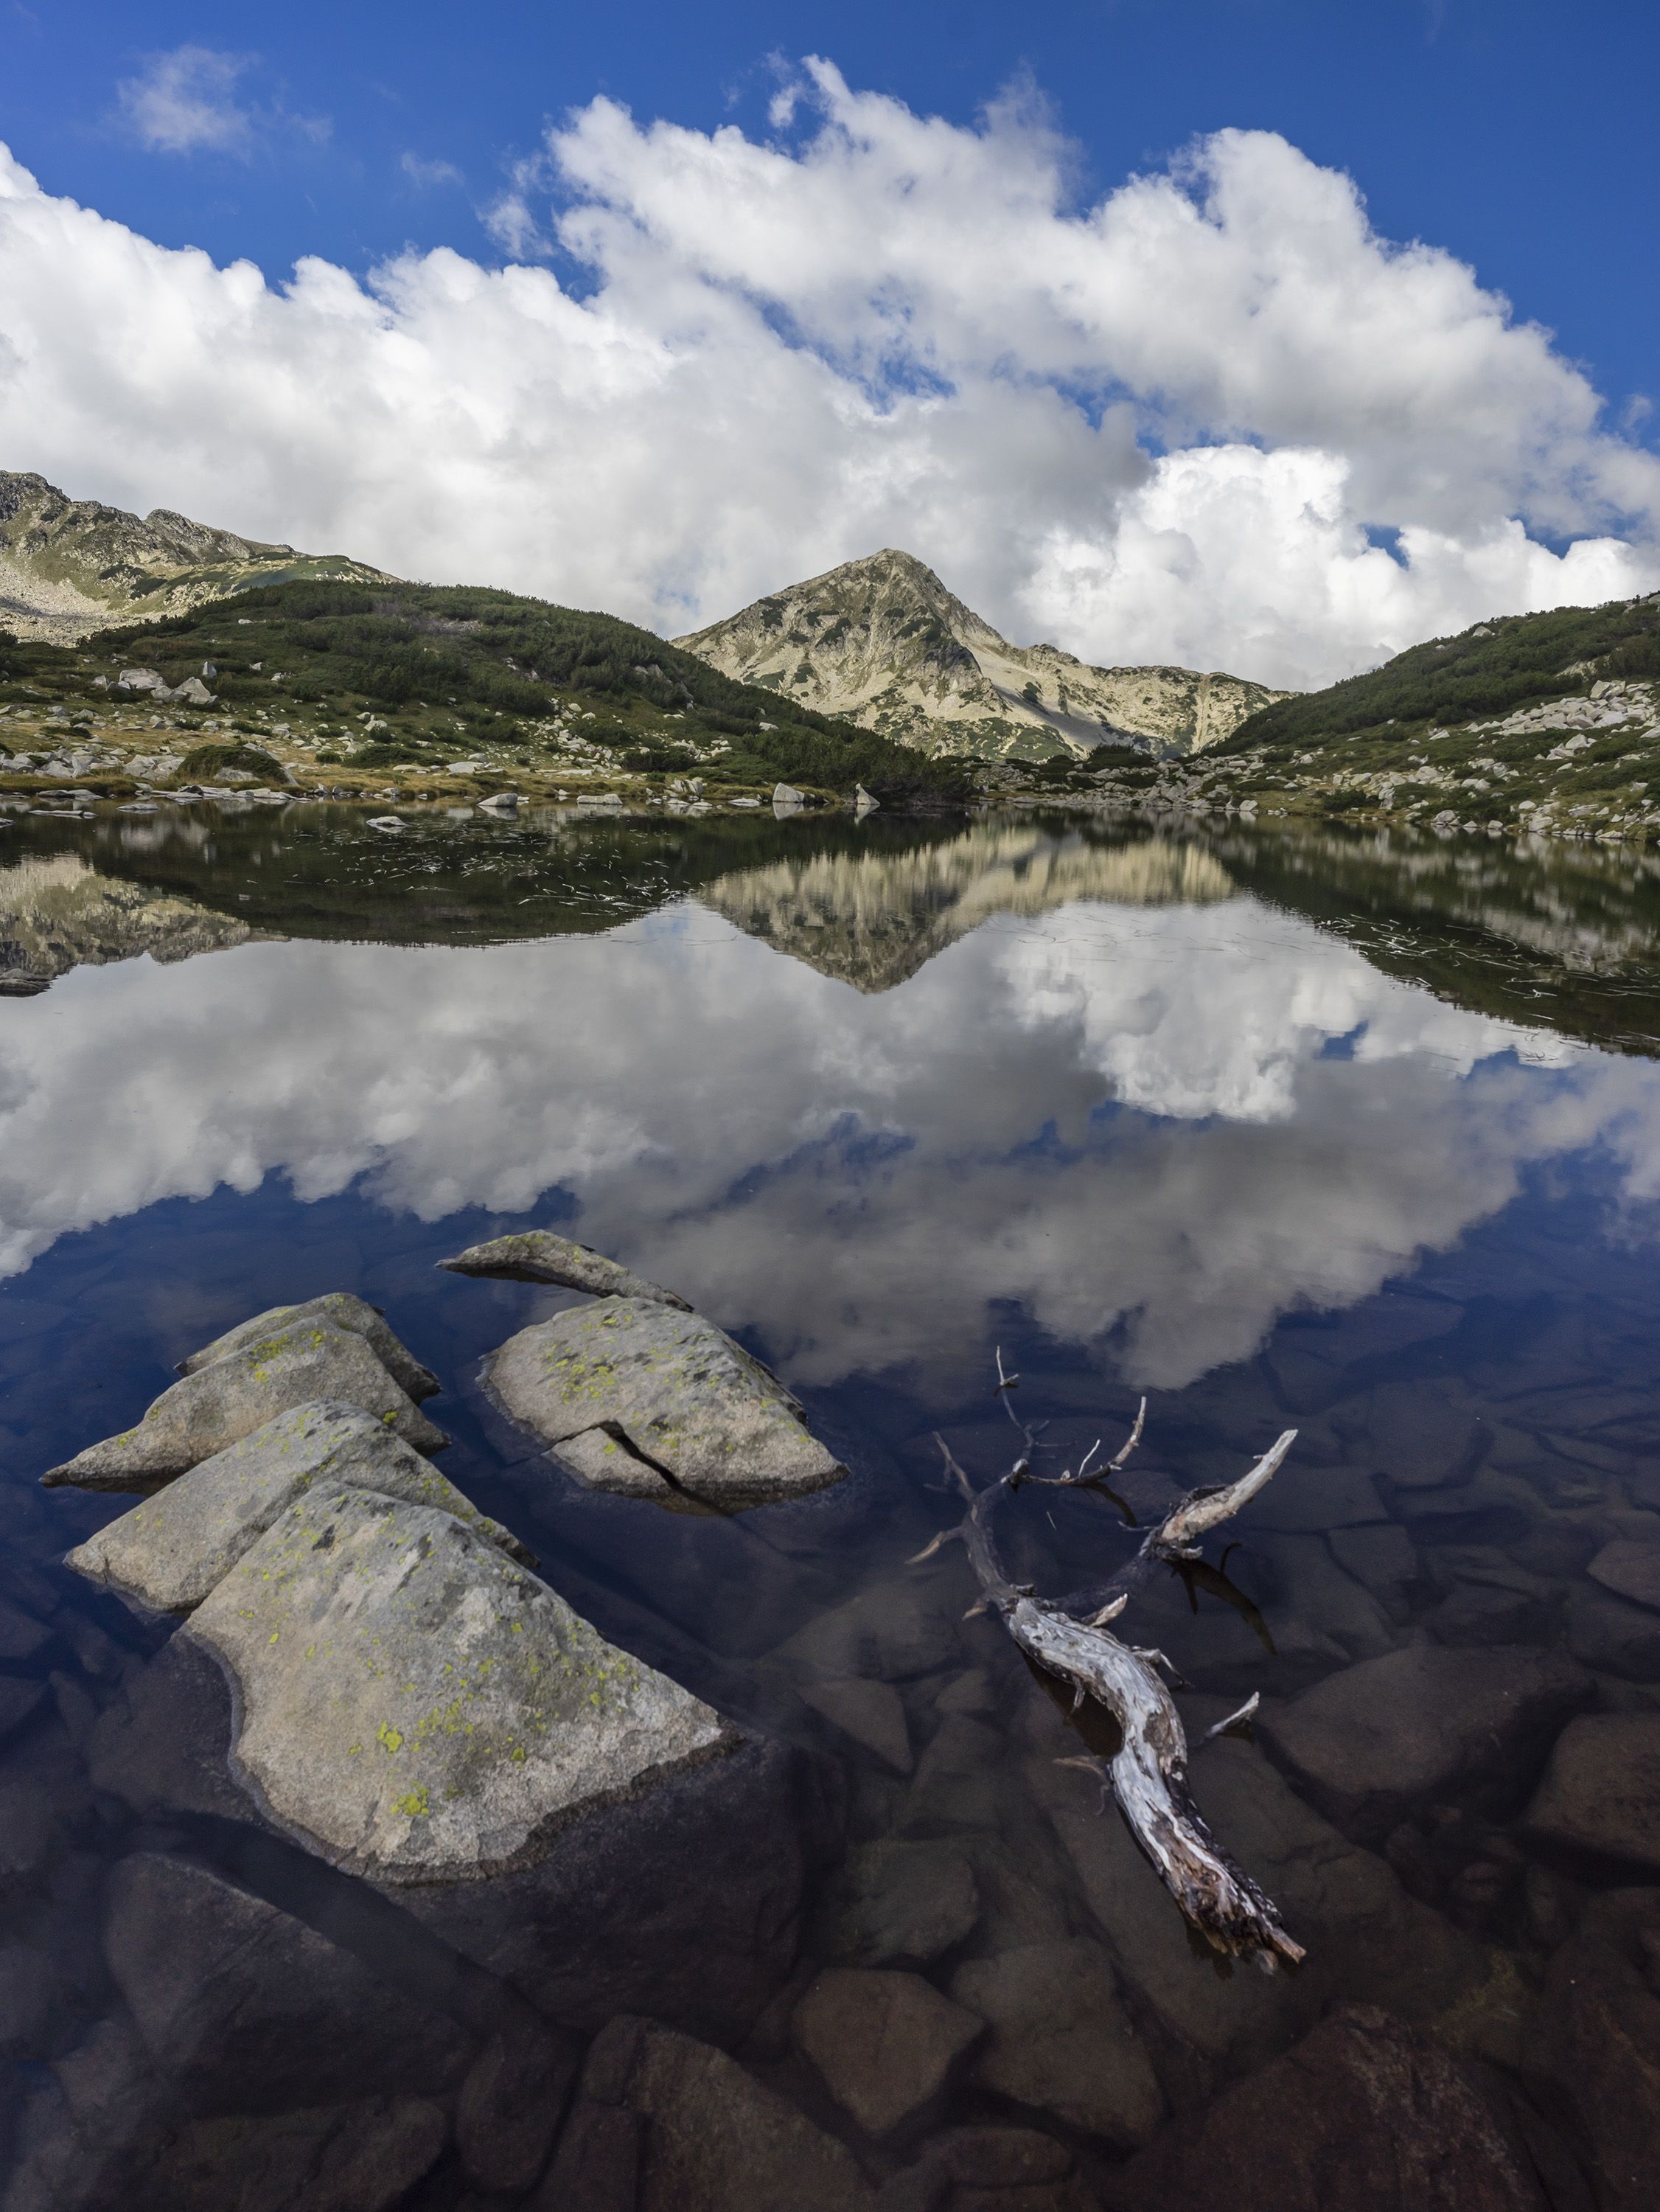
[2,793,1660,2212]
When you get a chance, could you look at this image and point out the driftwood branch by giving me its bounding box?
[916,1402,1305,1971]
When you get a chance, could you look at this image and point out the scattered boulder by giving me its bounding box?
[773,782,806,810]
[487,1295,844,1510]
[817,1838,981,1967]
[951,1939,1164,2147]
[551,2015,876,2211]
[66,1401,530,1612]
[801,1678,913,1772]
[1588,1540,1660,1614]
[1104,2003,1546,2212]
[1258,1644,1593,1837]
[42,1318,447,1491]
[186,1481,728,1879]
[792,1967,983,2137]
[1525,1712,1660,1873]
[178,1293,439,1402]
[439,1228,691,1309]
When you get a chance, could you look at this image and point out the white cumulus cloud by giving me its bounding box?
[2,58,1656,686]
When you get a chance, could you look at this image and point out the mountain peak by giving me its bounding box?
[674,552,1290,761]
[0,469,391,644]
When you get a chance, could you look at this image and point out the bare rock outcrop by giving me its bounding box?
[42,1315,446,1490]
[439,1228,691,1310]
[485,1294,844,1510]
[66,1401,529,1613]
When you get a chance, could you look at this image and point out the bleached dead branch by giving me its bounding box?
[913,1388,1304,1971]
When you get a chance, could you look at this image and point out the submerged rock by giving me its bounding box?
[1525,1888,1660,2212]
[42,1318,447,1491]
[792,1967,983,2136]
[178,1294,440,1402]
[487,1295,845,1510]
[103,1852,471,2112]
[1525,1711,1660,1872]
[187,1481,728,1878]
[1257,1644,1592,1837]
[439,1228,691,1309]
[951,1939,1165,2147]
[544,2015,875,2211]
[1104,2002,1546,2212]
[817,1837,981,1968]
[66,1401,531,1613]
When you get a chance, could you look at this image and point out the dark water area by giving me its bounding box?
[2,800,1659,2210]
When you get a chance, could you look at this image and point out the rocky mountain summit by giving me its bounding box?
[674,549,1290,763]
[0,470,389,644]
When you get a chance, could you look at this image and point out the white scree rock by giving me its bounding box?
[187,1481,729,1878]
[66,1402,531,1613]
[42,1318,447,1491]
[486,1295,845,1510]
[178,1293,440,1402]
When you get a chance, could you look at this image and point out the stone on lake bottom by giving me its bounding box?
[66,1401,531,1612]
[818,1838,981,1966]
[1587,1540,1660,1614]
[487,1295,844,1509]
[1525,1712,1660,1873]
[1103,2002,1546,2212]
[801,1677,913,1772]
[792,1966,983,2136]
[178,1291,440,1402]
[42,1318,447,1491]
[952,1939,1165,2146]
[554,2015,875,2211]
[189,1481,728,1878]
[1257,1643,1593,1837]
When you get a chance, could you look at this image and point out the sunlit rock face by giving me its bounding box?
[674,548,1289,762]
[2,817,1653,1401]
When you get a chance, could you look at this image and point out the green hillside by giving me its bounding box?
[1224,592,1660,753]
[0,578,972,804]
[1172,589,1660,841]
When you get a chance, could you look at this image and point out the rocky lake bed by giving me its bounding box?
[1,800,1659,2208]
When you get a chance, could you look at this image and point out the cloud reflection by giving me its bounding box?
[2,845,1657,1392]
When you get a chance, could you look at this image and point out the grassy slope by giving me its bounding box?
[1187,591,1660,834]
[0,579,972,804]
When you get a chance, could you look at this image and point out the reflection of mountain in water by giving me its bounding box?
[0,854,264,990]
[700,826,1236,992]
[1216,824,1660,1054]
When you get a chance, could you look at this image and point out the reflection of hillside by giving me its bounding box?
[700,825,1236,992]
[1215,824,1660,1054]
[0,855,262,988]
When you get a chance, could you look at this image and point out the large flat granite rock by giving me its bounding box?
[486,1295,844,1510]
[43,1318,447,1491]
[66,1402,531,1613]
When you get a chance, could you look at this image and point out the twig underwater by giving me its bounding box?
[910,1357,1305,1972]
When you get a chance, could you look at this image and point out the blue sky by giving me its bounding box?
[1,1,1656,685]
[7,0,1653,421]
